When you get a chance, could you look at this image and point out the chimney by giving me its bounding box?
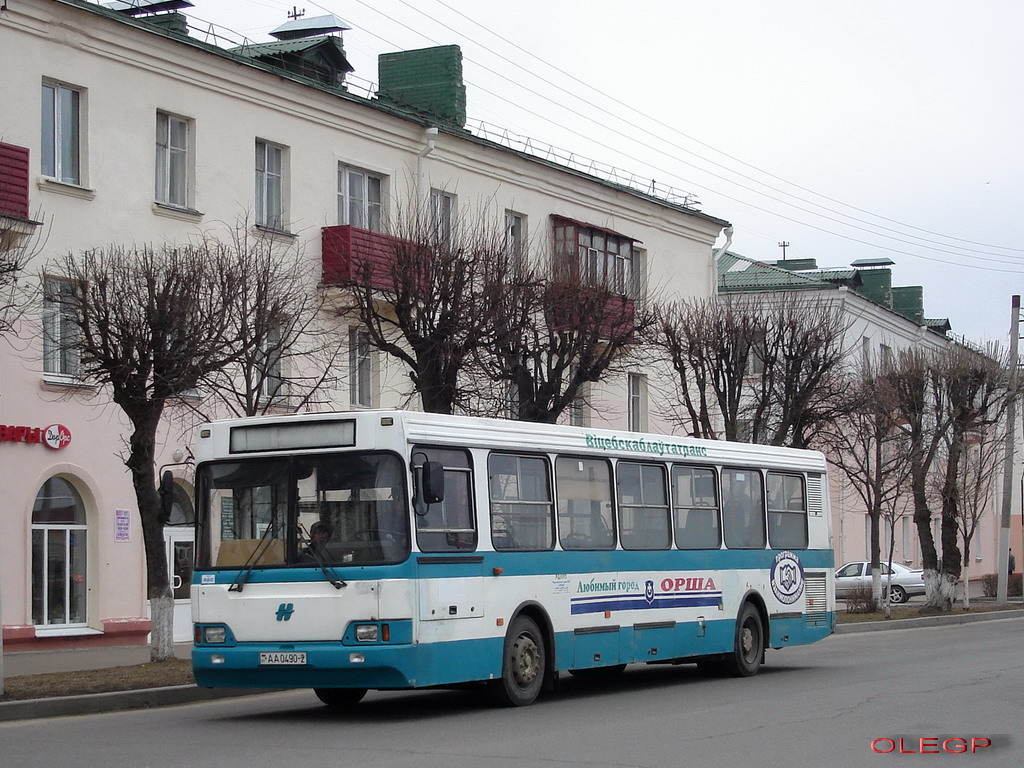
[377,45,467,128]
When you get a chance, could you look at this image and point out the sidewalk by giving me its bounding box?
[2,608,1023,722]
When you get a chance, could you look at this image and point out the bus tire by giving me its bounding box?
[492,615,546,707]
[314,687,367,708]
[724,603,764,677]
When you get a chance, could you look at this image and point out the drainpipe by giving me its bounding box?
[417,126,438,215]
[712,226,734,294]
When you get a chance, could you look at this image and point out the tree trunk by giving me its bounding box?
[124,406,174,660]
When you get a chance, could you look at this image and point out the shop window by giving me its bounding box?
[31,476,88,626]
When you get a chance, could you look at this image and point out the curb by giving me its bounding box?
[835,608,1024,634]
[0,685,282,722]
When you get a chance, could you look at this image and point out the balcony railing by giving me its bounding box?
[0,142,31,221]
[321,225,403,289]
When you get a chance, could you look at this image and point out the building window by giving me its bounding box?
[255,140,286,230]
[338,166,382,230]
[155,112,190,208]
[629,246,647,301]
[505,211,525,265]
[43,277,80,377]
[628,373,647,432]
[349,327,373,408]
[429,189,454,241]
[41,81,82,185]
[569,382,590,427]
[31,477,88,626]
[258,326,284,402]
[552,216,633,294]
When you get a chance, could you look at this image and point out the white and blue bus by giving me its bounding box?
[191,410,835,707]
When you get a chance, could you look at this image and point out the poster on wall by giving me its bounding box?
[115,508,131,541]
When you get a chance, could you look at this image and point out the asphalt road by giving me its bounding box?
[2,616,1022,768]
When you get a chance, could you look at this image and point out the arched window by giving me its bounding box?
[31,477,87,626]
[167,482,194,526]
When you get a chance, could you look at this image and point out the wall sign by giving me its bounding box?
[0,423,72,449]
[115,509,131,541]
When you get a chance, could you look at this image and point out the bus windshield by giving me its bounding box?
[196,452,409,568]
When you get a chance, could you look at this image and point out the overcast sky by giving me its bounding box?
[174,0,1023,345]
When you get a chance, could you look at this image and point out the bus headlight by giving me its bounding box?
[354,624,379,642]
[203,626,227,644]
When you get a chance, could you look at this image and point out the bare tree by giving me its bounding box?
[476,269,653,422]
[184,226,343,417]
[338,204,513,414]
[51,241,280,659]
[888,345,1010,609]
[816,360,911,610]
[656,294,850,446]
[0,212,44,336]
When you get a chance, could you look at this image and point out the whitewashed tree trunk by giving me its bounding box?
[150,592,175,662]
[924,569,957,610]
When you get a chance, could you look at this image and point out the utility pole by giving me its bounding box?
[778,241,790,261]
[996,295,1019,606]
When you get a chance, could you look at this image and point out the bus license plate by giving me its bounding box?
[259,652,307,665]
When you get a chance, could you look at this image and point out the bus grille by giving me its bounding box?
[806,473,825,516]
[804,573,828,627]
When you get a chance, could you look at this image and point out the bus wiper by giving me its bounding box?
[228,518,278,593]
[300,524,346,589]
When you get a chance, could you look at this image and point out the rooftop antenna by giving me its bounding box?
[778,241,790,261]
[288,6,305,20]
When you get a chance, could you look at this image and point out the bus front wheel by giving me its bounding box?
[314,687,367,708]
[724,603,764,677]
[493,615,546,707]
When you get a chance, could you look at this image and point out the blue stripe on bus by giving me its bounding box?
[571,594,722,614]
[194,548,835,584]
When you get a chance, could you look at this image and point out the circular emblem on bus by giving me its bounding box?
[43,424,72,450]
[771,550,804,605]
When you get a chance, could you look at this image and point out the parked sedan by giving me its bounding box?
[834,561,926,604]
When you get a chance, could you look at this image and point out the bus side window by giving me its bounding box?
[671,465,720,549]
[767,473,808,549]
[721,468,766,549]
[555,456,615,550]
[617,462,670,550]
[488,454,554,551]
[413,446,476,552]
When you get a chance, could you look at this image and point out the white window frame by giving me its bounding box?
[155,112,191,208]
[338,165,383,230]
[43,277,81,379]
[31,477,88,628]
[628,373,647,432]
[349,327,375,408]
[430,189,454,241]
[569,381,590,427]
[41,80,82,185]
[255,139,286,230]
[505,211,525,265]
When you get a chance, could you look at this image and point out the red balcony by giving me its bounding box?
[322,225,404,289]
[0,142,30,221]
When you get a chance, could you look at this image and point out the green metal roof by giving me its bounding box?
[718,251,835,292]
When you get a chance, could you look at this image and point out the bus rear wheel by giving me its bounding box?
[724,603,764,677]
[314,687,367,708]
[492,615,546,707]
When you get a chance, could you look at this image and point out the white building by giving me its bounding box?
[0,0,729,649]
[718,251,1024,578]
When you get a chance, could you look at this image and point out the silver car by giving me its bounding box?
[834,561,926,604]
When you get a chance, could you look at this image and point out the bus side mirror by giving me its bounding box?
[158,470,175,525]
[414,460,445,516]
